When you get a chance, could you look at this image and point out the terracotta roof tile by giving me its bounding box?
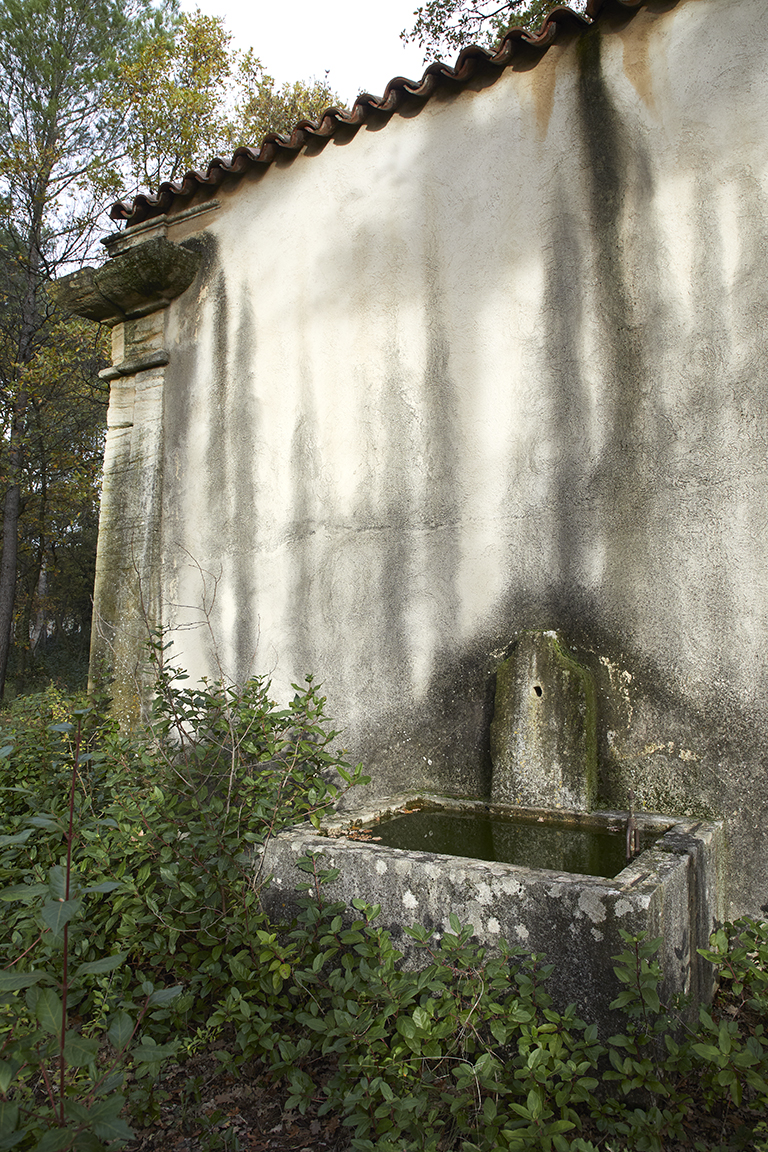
[109,0,650,227]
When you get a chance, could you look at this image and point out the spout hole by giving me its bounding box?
[533,684,542,697]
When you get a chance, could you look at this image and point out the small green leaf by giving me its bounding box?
[413,1006,430,1031]
[26,815,64,831]
[107,1011,134,1051]
[147,984,183,1006]
[490,1019,508,1045]
[0,1061,17,1096]
[89,1096,133,1141]
[47,867,67,900]
[75,952,128,978]
[35,987,63,1037]
[397,1017,416,1040]
[0,882,48,902]
[132,1040,178,1063]
[718,1020,733,1056]
[62,1031,99,1068]
[643,988,661,1013]
[80,881,123,895]
[0,830,32,849]
[93,1071,125,1098]
[0,971,48,992]
[0,1100,19,1136]
[41,898,81,935]
[32,1130,71,1152]
[527,1087,543,1120]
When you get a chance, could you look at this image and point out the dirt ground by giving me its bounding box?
[123,1050,351,1152]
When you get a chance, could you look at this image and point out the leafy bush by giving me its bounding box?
[0,656,767,1150]
[0,648,368,1149]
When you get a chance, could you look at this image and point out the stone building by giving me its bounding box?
[60,0,768,916]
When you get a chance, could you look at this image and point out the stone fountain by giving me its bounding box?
[260,632,723,1029]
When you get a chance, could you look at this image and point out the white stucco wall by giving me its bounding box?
[95,0,768,915]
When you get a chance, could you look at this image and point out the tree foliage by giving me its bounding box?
[10,316,108,688]
[234,50,341,143]
[116,9,345,198]
[0,0,132,275]
[0,0,344,698]
[0,0,171,698]
[115,8,234,191]
[402,0,585,60]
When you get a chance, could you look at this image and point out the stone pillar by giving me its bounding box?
[54,219,202,723]
[490,631,598,811]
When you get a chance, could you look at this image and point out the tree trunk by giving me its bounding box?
[0,481,20,697]
[0,211,45,699]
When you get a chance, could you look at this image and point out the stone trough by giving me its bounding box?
[261,632,724,1030]
[259,797,724,1031]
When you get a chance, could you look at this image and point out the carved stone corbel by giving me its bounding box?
[54,235,201,324]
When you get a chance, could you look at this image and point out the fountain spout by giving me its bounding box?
[490,630,597,811]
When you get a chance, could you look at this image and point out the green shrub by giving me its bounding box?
[0,645,368,1149]
[0,653,767,1151]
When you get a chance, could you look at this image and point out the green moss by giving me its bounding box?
[549,632,598,806]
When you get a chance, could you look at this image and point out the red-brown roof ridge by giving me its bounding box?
[109,0,650,227]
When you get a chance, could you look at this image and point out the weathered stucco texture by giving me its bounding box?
[93,0,768,916]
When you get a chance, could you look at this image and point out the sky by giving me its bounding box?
[178,0,436,106]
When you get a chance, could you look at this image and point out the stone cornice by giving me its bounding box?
[53,235,201,325]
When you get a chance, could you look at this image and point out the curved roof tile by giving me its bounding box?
[109,0,650,227]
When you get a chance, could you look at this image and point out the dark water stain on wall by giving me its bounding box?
[162,235,223,661]
[574,21,652,528]
[286,357,323,683]
[230,303,260,683]
[540,194,591,600]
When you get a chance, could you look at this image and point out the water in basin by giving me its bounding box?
[366,806,659,878]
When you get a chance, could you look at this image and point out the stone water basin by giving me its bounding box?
[259,796,724,1030]
[365,802,661,878]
